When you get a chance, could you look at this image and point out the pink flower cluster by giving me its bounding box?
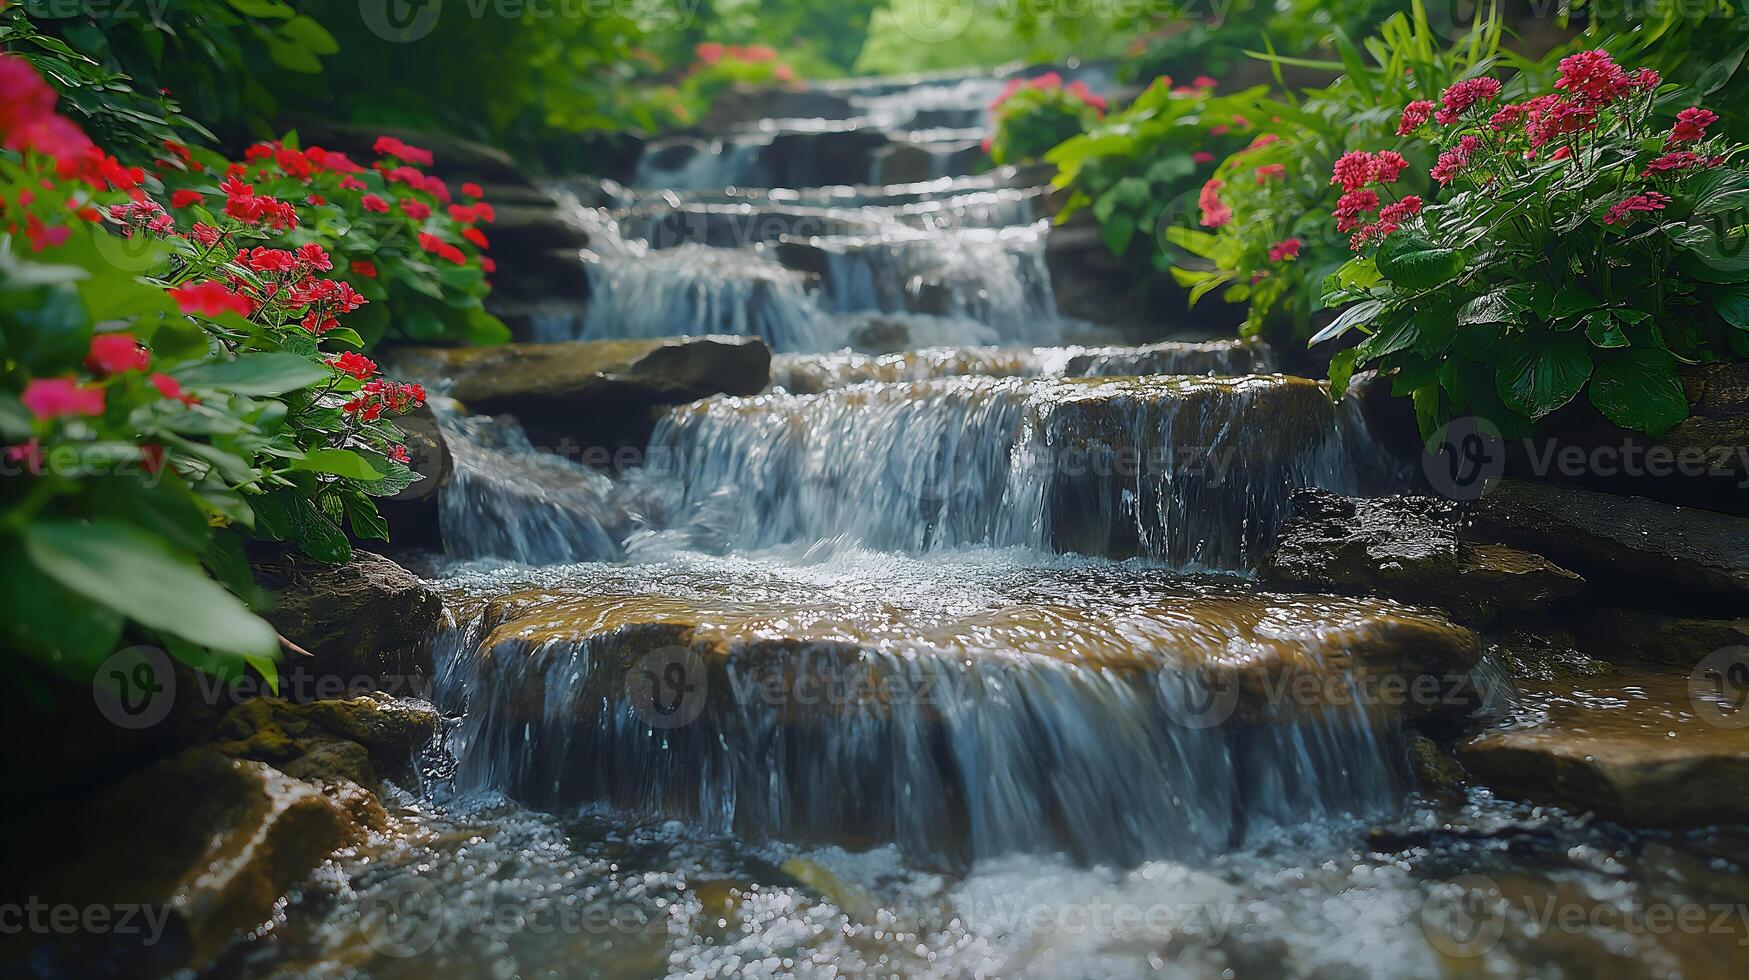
[1329,151,1421,249]
[991,72,1108,116]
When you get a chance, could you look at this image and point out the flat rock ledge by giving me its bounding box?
[1258,488,1583,621]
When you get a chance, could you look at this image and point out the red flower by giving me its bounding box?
[387,444,411,464]
[373,135,434,167]
[447,203,478,223]
[1193,75,1218,89]
[1197,178,1231,228]
[1642,150,1706,177]
[481,257,497,274]
[340,175,368,191]
[1554,50,1630,105]
[462,182,484,198]
[22,214,69,251]
[238,247,298,274]
[1192,151,1215,164]
[169,281,253,318]
[1379,196,1423,225]
[1526,98,1597,148]
[351,259,378,279]
[361,194,390,213]
[418,232,467,265]
[1431,135,1482,185]
[1434,77,1502,125]
[1334,188,1381,233]
[400,199,432,220]
[1397,100,1436,135]
[1667,107,1718,146]
[170,189,204,209]
[296,242,333,272]
[324,351,378,380]
[1267,238,1301,262]
[5,438,45,475]
[1330,151,1374,191]
[1603,191,1671,226]
[86,333,150,374]
[1368,151,1409,184]
[189,223,222,247]
[462,226,489,248]
[1253,163,1285,183]
[22,377,105,419]
[150,372,199,405]
[696,42,726,65]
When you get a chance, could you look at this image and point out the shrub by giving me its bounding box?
[1168,5,1501,337]
[984,73,1109,167]
[1047,75,1257,263]
[1317,49,1749,440]
[153,134,507,347]
[2,55,425,681]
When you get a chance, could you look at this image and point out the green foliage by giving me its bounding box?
[1049,77,1260,266]
[2,57,428,682]
[857,0,1140,75]
[1170,3,1502,337]
[985,74,1108,166]
[7,0,337,151]
[1317,54,1749,440]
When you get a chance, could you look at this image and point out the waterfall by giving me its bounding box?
[637,375,1382,565]
[435,560,1427,870]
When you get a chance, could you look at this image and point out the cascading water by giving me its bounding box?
[231,68,1741,980]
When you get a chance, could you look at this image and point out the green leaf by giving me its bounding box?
[1552,284,1602,318]
[1588,349,1689,436]
[291,448,384,480]
[1457,284,1530,326]
[1327,348,1360,398]
[1310,299,1384,347]
[1496,334,1593,419]
[0,544,124,671]
[175,352,328,395]
[1717,288,1749,329]
[1375,231,1465,290]
[24,520,276,656]
[1584,312,1629,349]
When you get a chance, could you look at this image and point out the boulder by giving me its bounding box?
[0,747,361,974]
[387,402,451,502]
[1459,668,1749,827]
[1468,480,1749,611]
[1259,489,1584,621]
[254,550,442,692]
[391,336,771,450]
[213,694,439,783]
[1667,361,1749,465]
[1562,608,1749,667]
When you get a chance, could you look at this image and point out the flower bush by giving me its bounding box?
[1046,75,1255,262]
[1318,49,1749,439]
[1168,6,1501,338]
[2,55,426,681]
[983,72,1109,167]
[152,133,507,347]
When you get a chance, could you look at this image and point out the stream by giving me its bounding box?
[225,68,1749,979]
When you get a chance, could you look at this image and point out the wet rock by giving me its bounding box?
[1468,480,1749,610]
[1406,732,1469,800]
[213,694,439,783]
[254,550,442,689]
[0,747,361,974]
[1459,668,1749,827]
[849,316,911,354]
[1562,608,1749,667]
[394,335,771,434]
[1667,361,1749,464]
[1061,338,1272,377]
[1258,489,1583,621]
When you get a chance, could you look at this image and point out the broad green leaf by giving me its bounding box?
[1496,334,1593,419]
[1717,288,1749,329]
[1588,349,1689,435]
[25,520,276,656]
[291,448,384,480]
[1310,299,1384,346]
[1584,312,1629,349]
[1327,348,1360,398]
[1375,232,1465,290]
[175,352,328,395]
[0,544,125,671]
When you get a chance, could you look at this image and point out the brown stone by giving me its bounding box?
[255,550,442,688]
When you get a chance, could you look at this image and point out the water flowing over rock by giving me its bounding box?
[434,557,1477,868]
[641,375,1387,565]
